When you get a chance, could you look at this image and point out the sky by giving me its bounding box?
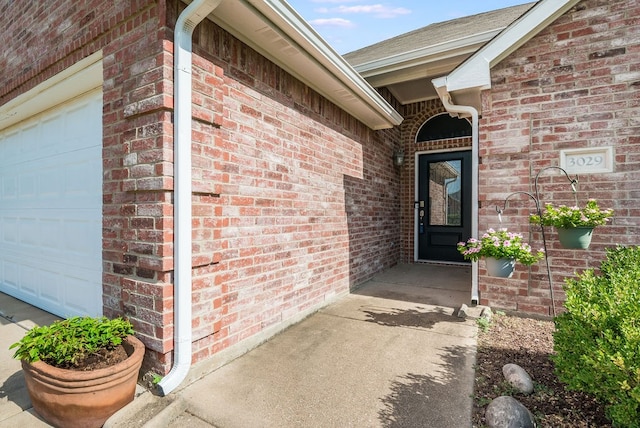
[286,0,535,54]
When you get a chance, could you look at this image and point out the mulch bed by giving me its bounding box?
[472,313,611,427]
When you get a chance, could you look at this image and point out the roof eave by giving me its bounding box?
[206,0,402,130]
[352,28,503,78]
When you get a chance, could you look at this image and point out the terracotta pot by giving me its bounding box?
[21,335,145,428]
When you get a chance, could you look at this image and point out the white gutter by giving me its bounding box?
[158,0,222,396]
[432,77,480,304]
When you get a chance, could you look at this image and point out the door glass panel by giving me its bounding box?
[428,160,462,226]
[418,151,470,262]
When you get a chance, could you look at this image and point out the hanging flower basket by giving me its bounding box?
[457,228,544,278]
[485,257,516,278]
[530,199,613,249]
[556,227,593,249]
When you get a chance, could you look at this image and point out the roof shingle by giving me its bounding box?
[343,3,536,67]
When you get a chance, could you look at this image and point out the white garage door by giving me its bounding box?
[0,90,103,317]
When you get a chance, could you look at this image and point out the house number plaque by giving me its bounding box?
[560,147,613,174]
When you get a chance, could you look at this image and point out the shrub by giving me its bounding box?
[553,246,640,427]
[10,316,134,368]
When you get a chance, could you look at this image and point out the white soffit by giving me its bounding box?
[445,0,581,93]
[207,0,403,130]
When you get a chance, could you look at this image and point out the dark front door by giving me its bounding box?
[417,151,472,262]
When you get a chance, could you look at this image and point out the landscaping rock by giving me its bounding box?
[480,307,493,322]
[457,304,469,318]
[485,396,535,428]
[502,363,534,395]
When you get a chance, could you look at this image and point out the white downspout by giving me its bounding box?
[432,78,480,304]
[158,0,222,396]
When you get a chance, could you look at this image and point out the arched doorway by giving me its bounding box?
[414,114,472,263]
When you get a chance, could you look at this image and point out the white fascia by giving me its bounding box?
[445,0,581,93]
[353,28,504,78]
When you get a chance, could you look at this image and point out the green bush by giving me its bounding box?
[10,316,134,368]
[553,246,640,427]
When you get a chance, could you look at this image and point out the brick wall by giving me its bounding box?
[478,0,640,316]
[0,0,160,104]
[2,0,401,374]
[0,0,176,374]
[185,16,402,362]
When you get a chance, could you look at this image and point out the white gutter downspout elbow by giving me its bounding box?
[158,0,222,396]
[432,78,480,304]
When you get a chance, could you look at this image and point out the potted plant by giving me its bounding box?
[529,199,613,249]
[10,316,145,428]
[457,228,545,277]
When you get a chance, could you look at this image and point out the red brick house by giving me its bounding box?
[347,0,639,315]
[434,0,640,315]
[0,0,402,394]
[1,0,638,393]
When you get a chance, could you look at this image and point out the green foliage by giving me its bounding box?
[530,199,613,228]
[552,246,640,427]
[476,317,491,333]
[10,316,134,368]
[457,228,545,265]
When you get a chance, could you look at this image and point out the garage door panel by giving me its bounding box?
[1,249,102,317]
[20,124,42,155]
[19,264,40,297]
[39,272,62,309]
[2,217,18,243]
[2,155,100,210]
[64,153,102,204]
[64,274,98,314]
[63,218,101,256]
[0,89,102,317]
[1,96,102,165]
[0,129,20,165]
[2,261,18,290]
[2,176,17,199]
[40,218,62,249]
[20,218,39,246]
[2,215,100,265]
[20,173,37,198]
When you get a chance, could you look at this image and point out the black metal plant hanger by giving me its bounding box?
[495,167,578,317]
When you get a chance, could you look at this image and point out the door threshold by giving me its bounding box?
[415,260,470,267]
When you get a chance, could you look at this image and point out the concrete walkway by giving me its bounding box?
[1,264,480,428]
[0,293,60,427]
